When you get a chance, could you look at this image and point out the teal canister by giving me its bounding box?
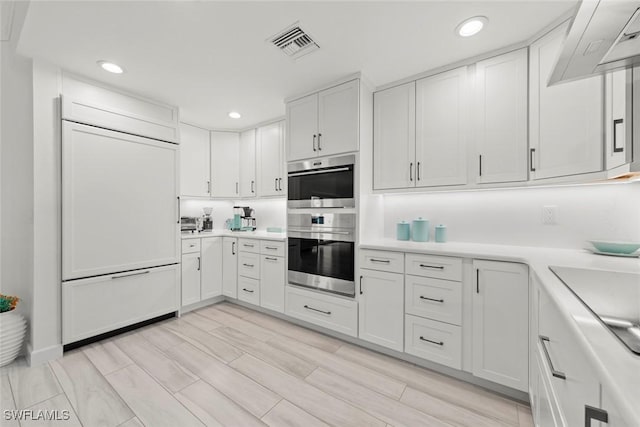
[435,224,447,243]
[396,221,410,241]
[411,217,429,242]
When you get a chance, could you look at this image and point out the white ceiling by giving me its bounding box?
[18,1,577,130]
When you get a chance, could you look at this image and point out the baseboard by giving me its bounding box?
[27,343,63,366]
[180,295,225,315]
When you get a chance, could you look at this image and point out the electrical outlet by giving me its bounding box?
[542,205,557,225]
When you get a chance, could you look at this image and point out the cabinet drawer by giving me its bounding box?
[239,252,260,279]
[405,275,462,325]
[359,249,404,273]
[405,314,462,369]
[62,265,179,344]
[260,240,285,257]
[238,276,260,306]
[285,286,357,337]
[405,253,462,281]
[238,238,260,254]
[181,239,201,254]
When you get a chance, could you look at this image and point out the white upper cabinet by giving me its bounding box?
[257,121,285,197]
[415,67,468,187]
[210,131,240,198]
[529,23,603,180]
[239,129,257,198]
[287,79,359,161]
[475,49,529,184]
[179,123,211,197]
[373,82,416,190]
[605,69,630,171]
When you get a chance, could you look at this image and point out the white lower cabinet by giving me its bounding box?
[200,237,223,299]
[472,260,529,392]
[405,275,462,326]
[533,351,565,427]
[238,276,260,305]
[286,286,358,337]
[358,268,404,351]
[181,252,201,306]
[62,264,179,344]
[238,252,260,279]
[405,314,462,369]
[222,237,238,298]
[260,254,285,313]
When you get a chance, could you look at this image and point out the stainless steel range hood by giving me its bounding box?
[550,0,640,85]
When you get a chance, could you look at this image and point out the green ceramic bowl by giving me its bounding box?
[589,240,640,254]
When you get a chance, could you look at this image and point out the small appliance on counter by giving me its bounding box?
[180,216,198,233]
[231,206,256,231]
[202,207,213,231]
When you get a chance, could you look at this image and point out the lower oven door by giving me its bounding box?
[287,236,355,297]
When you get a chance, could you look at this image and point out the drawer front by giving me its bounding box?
[238,238,260,254]
[359,249,404,273]
[285,286,358,337]
[405,275,462,325]
[239,252,260,279]
[260,240,285,257]
[405,314,462,369]
[181,239,201,254]
[405,253,462,281]
[62,265,179,344]
[238,276,260,305]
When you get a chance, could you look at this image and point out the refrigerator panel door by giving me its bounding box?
[62,121,179,280]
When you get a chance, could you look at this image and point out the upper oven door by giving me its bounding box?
[288,154,355,208]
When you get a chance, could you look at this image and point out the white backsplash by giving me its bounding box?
[180,197,286,231]
[379,182,640,249]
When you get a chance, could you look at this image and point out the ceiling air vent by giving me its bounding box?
[269,23,319,60]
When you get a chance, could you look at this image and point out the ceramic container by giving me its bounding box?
[435,224,447,243]
[0,310,26,367]
[396,221,410,241]
[411,217,429,242]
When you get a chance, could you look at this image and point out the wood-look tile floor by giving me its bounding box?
[1,303,534,427]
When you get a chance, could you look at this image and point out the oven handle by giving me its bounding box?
[288,228,352,235]
[288,167,351,178]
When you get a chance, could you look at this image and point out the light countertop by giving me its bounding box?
[181,229,286,241]
[361,238,640,422]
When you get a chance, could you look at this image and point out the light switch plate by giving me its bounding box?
[542,205,558,225]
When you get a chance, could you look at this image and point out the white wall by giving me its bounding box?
[0,2,34,354]
[380,182,640,249]
[180,197,286,231]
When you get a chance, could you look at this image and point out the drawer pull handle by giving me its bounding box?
[419,336,443,346]
[112,271,150,280]
[539,335,566,380]
[244,244,255,248]
[242,263,254,268]
[585,405,608,427]
[419,264,444,270]
[265,246,278,250]
[419,296,444,303]
[265,257,278,261]
[189,244,195,247]
[370,258,390,264]
[242,288,254,293]
[303,305,331,315]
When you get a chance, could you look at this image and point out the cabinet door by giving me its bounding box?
[601,386,632,427]
[179,123,210,196]
[287,93,318,161]
[260,255,285,313]
[222,237,238,298]
[530,23,603,180]
[416,67,468,187]
[210,131,240,197]
[201,237,222,299]
[239,129,256,197]
[605,70,629,170]
[181,252,201,306]
[472,260,528,392]
[373,82,416,190]
[475,49,528,184]
[317,79,359,156]
[358,269,404,351]
[257,121,285,197]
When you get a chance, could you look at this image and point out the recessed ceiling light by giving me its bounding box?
[97,60,124,74]
[456,16,488,37]
[228,111,241,119]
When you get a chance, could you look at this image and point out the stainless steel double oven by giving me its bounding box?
[287,154,356,297]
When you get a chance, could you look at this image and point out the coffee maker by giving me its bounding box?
[202,207,213,231]
[232,206,256,231]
